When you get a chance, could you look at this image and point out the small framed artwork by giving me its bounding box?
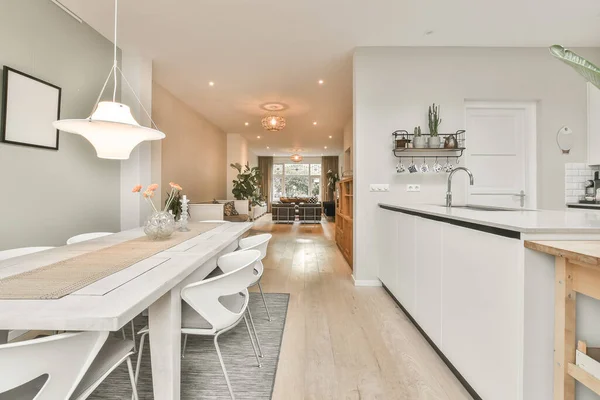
[1,66,61,150]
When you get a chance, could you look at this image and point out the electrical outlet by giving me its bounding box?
[406,184,421,192]
[370,184,390,192]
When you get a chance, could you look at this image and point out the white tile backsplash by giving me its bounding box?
[564,163,599,204]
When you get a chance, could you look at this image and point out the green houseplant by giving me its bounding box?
[413,126,426,148]
[428,103,442,148]
[230,163,263,208]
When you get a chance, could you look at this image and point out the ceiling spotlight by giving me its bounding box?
[208,81,215,86]
[313,121,318,126]
[257,136,261,139]
[244,122,249,126]
[324,146,328,149]
[318,80,324,85]
[267,146,270,149]
[329,135,332,139]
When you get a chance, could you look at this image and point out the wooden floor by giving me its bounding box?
[249,216,473,400]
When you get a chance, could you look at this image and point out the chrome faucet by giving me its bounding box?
[446,167,475,207]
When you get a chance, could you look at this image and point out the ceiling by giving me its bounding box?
[59,0,600,156]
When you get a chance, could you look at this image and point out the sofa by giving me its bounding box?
[189,199,249,222]
[298,203,323,223]
[272,203,296,223]
[272,197,323,224]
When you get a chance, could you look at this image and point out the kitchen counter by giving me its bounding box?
[377,204,600,400]
[566,202,600,209]
[379,203,600,234]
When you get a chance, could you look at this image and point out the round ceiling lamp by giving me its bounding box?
[261,115,286,132]
[290,153,303,163]
[53,0,165,160]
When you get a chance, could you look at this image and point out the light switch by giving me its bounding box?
[370,184,390,192]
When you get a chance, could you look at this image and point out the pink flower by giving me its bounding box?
[132,185,142,193]
[143,190,155,198]
[147,183,159,191]
[169,182,183,191]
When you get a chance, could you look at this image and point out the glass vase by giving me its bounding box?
[144,211,176,240]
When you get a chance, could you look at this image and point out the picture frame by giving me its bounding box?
[0,66,62,150]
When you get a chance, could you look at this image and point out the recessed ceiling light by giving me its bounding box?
[318,80,324,85]
[329,135,332,139]
[324,146,328,149]
[267,146,270,149]
[244,122,249,126]
[208,81,215,86]
[313,121,318,126]
[257,136,261,139]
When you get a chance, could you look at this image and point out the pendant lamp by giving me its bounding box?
[53,0,165,160]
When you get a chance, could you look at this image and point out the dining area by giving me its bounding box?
[0,219,284,399]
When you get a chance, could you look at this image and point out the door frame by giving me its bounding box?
[464,101,537,208]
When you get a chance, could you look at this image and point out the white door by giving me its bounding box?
[465,101,537,208]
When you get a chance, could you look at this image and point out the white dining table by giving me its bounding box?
[0,221,253,400]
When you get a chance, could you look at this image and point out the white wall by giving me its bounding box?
[0,0,121,249]
[354,46,600,281]
[226,133,257,199]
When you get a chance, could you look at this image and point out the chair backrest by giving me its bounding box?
[0,247,54,262]
[66,232,113,245]
[0,331,108,400]
[238,234,272,261]
[181,249,261,332]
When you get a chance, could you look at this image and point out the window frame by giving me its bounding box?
[272,162,321,201]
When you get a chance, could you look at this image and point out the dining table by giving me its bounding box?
[0,220,253,400]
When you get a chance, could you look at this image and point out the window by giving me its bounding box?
[272,162,321,201]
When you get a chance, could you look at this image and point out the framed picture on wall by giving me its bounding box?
[0,66,61,150]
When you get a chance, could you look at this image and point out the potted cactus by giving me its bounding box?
[428,103,442,148]
[413,126,426,148]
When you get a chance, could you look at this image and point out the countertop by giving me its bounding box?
[566,203,600,209]
[524,240,600,266]
[379,203,600,234]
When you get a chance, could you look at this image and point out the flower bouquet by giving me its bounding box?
[133,182,183,240]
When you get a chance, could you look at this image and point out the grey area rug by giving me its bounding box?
[89,293,290,400]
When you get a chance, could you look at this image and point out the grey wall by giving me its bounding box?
[354,46,600,281]
[0,0,121,249]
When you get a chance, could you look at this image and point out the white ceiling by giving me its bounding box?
[59,0,600,156]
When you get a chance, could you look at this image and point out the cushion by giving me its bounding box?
[307,196,318,204]
[224,214,249,222]
[223,201,239,216]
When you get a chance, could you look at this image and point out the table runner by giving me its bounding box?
[0,222,223,300]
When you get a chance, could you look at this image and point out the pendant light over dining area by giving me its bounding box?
[52,0,165,160]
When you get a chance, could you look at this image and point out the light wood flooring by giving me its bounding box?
[250,216,473,400]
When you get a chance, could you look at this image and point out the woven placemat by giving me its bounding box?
[0,223,223,300]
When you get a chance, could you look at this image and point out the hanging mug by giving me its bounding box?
[396,161,406,173]
[433,160,443,173]
[419,162,430,173]
[408,160,418,173]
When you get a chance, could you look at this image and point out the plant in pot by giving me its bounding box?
[428,103,442,148]
[230,162,264,210]
[413,126,427,148]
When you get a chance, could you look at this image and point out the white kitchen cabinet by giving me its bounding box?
[587,82,600,166]
[395,213,416,314]
[414,217,443,346]
[377,208,398,293]
[441,223,521,400]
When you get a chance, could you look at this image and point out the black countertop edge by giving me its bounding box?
[566,203,600,209]
[379,204,521,240]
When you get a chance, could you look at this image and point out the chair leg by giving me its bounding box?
[130,319,136,352]
[182,334,188,358]
[214,332,235,400]
[243,315,262,368]
[134,332,147,385]
[257,281,272,321]
[122,327,127,340]
[126,356,139,400]
[246,308,263,358]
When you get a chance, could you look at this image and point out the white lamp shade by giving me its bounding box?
[53,101,165,160]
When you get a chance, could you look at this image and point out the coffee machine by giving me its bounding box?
[581,171,600,203]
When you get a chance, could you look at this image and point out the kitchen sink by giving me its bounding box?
[440,205,530,212]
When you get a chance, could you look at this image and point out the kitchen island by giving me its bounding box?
[377,203,600,400]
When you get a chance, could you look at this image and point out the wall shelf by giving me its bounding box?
[392,129,466,159]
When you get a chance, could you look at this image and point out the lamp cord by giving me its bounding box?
[113,0,118,102]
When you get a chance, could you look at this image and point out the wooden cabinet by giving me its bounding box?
[335,178,353,268]
[588,82,600,165]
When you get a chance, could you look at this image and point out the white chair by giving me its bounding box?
[237,234,273,322]
[135,249,263,400]
[0,331,139,400]
[66,232,113,245]
[0,247,55,343]
[0,247,54,262]
[67,232,137,350]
